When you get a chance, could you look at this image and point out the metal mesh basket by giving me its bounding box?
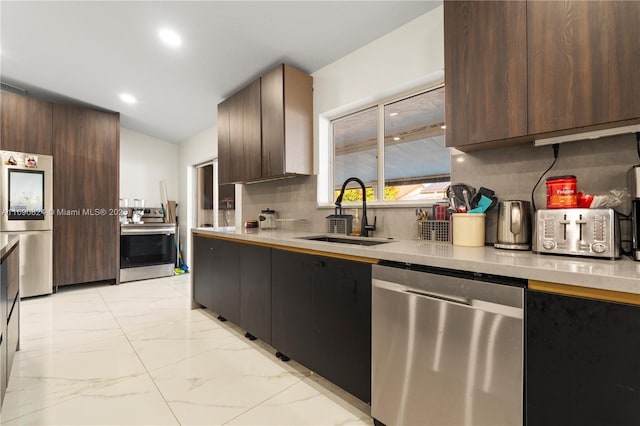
[326,214,353,235]
[418,220,451,243]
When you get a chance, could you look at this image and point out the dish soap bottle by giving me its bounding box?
[351,209,361,236]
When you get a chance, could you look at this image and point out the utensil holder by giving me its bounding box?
[452,213,486,246]
[418,220,451,243]
[326,214,353,235]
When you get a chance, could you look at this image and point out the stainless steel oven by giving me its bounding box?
[120,207,176,283]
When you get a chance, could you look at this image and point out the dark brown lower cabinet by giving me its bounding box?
[52,104,119,286]
[526,290,640,426]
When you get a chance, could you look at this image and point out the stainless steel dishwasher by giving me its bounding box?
[372,262,524,426]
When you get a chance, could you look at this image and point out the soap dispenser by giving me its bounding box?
[351,209,361,236]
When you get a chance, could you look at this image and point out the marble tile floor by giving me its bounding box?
[0,275,373,425]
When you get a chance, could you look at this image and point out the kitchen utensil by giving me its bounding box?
[470,187,498,212]
[495,200,532,250]
[462,189,471,211]
[446,183,476,213]
[468,195,493,213]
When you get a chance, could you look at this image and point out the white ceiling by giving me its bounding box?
[0,1,440,143]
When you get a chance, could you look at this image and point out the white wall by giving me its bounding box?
[243,6,446,240]
[312,6,444,118]
[177,125,217,265]
[120,127,178,207]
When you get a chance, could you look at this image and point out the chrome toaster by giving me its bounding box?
[533,208,620,259]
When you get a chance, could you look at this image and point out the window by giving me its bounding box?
[331,85,450,204]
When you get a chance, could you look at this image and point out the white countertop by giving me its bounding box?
[0,233,20,260]
[192,227,640,295]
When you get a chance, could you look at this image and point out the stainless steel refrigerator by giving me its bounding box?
[0,151,53,298]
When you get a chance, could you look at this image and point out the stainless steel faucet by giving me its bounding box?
[335,177,377,237]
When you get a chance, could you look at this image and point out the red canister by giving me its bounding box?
[546,175,577,208]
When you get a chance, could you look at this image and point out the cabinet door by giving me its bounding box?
[53,105,119,286]
[210,239,240,324]
[527,290,640,426]
[239,244,271,344]
[241,79,262,181]
[271,250,314,366]
[261,65,285,177]
[528,1,640,134]
[444,1,527,147]
[312,257,372,403]
[217,98,232,185]
[1,92,53,155]
[228,90,244,183]
[192,236,216,309]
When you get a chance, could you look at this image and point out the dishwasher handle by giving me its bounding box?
[405,289,470,306]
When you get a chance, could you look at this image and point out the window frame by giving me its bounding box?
[325,81,449,208]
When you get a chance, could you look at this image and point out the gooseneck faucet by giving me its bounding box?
[335,177,377,237]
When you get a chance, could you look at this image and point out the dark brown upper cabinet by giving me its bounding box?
[261,64,313,180]
[445,1,640,150]
[1,91,53,155]
[444,1,528,148]
[218,64,312,184]
[527,1,640,135]
[53,104,119,287]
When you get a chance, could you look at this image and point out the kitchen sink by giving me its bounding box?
[299,235,393,246]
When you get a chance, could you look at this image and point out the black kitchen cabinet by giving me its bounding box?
[0,240,19,408]
[193,235,271,339]
[239,244,272,344]
[192,235,240,324]
[271,249,315,368]
[526,290,640,426]
[271,249,372,403]
[192,235,216,309]
[312,256,371,403]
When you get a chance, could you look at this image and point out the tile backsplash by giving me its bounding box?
[241,133,639,244]
[452,133,639,243]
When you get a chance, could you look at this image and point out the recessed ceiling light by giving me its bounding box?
[389,112,398,116]
[158,28,182,47]
[393,137,401,141]
[120,93,137,104]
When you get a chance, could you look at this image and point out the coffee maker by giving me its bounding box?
[630,165,640,260]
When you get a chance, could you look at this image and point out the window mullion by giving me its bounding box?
[377,104,385,201]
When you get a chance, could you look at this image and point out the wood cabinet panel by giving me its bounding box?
[528,1,640,135]
[262,64,313,178]
[217,98,232,185]
[1,92,53,155]
[241,79,262,181]
[218,63,312,183]
[261,65,285,177]
[526,290,640,426]
[444,1,527,147]
[52,105,119,286]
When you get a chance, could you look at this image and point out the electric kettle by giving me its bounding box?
[494,200,531,250]
[259,208,277,229]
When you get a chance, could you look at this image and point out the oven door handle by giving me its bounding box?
[121,228,176,235]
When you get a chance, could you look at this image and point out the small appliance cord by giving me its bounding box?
[531,143,560,212]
